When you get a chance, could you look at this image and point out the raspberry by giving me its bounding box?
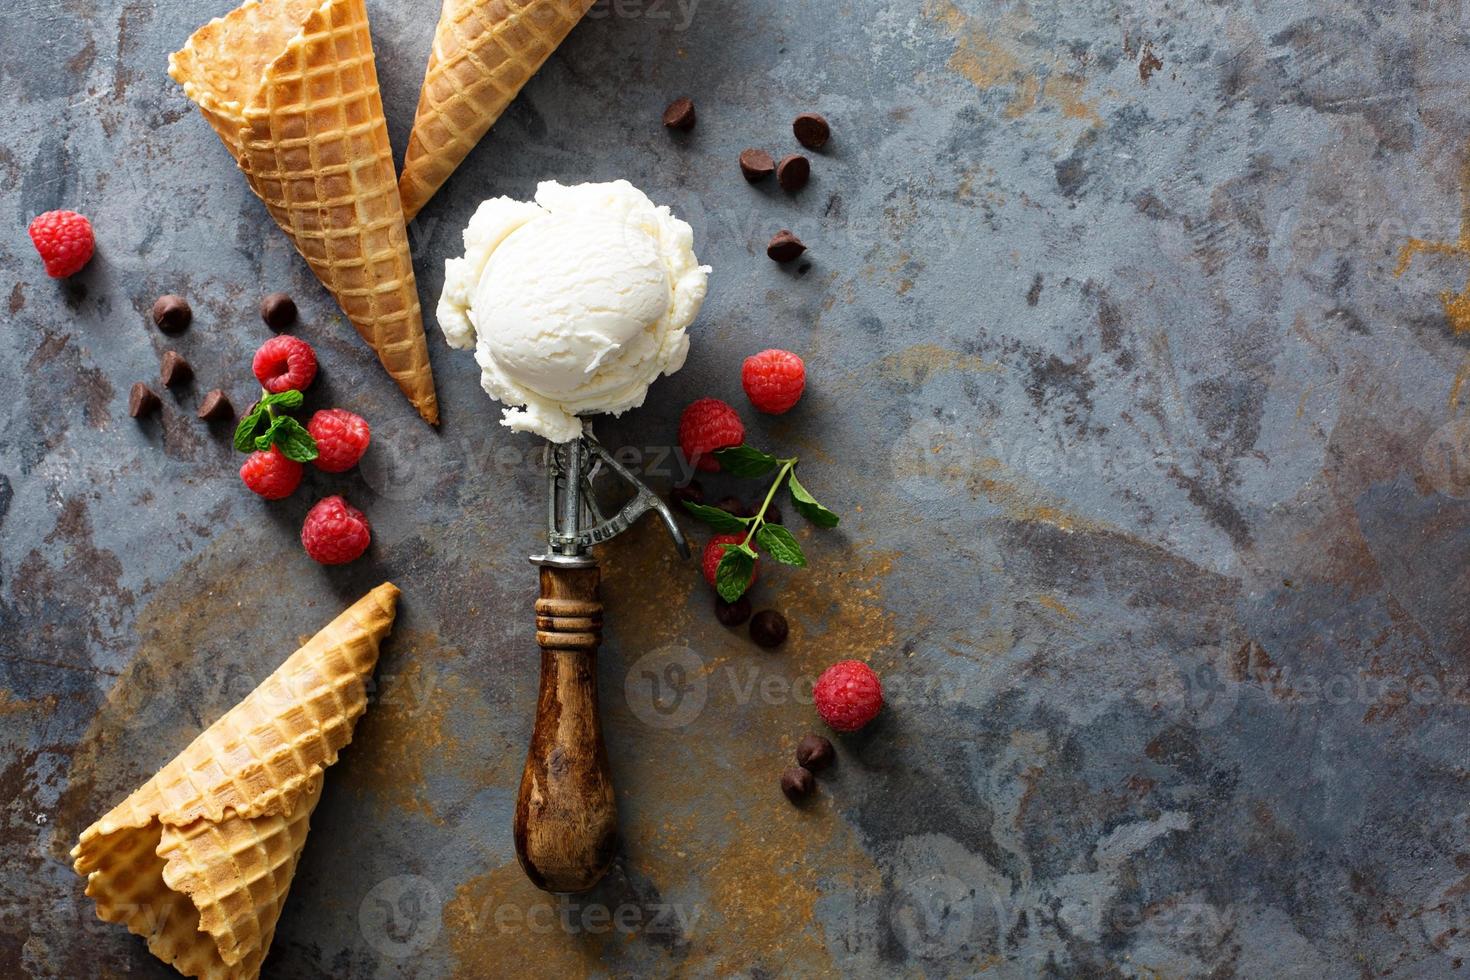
[301,495,372,565]
[239,447,303,500]
[679,398,745,472]
[307,409,371,472]
[702,533,758,590]
[742,349,806,414]
[28,210,95,278]
[252,335,318,394]
[813,660,883,732]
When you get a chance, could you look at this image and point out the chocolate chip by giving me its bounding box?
[796,734,835,772]
[160,350,193,388]
[662,97,696,131]
[766,230,807,264]
[713,496,749,518]
[151,295,192,334]
[739,148,775,182]
[260,293,297,330]
[793,113,831,150]
[715,595,752,627]
[780,766,815,803]
[749,609,789,648]
[671,480,705,508]
[197,389,234,421]
[129,383,161,418]
[776,154,810,192]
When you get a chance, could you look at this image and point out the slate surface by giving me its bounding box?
[5,0,1470,976]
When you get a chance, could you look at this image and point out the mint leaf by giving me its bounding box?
[681,501,750,533]
[271,417,319,462]
[254,416,288,452]
[788,471,839,528]
[233,405,268,452]
[757,524,807,567]
[262,389,304,412]
[714,445,779,478]
[715,545,756,602]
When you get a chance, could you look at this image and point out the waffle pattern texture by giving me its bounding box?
[399,0,596,220]
[71,583,399,979]
[169,0,439,424]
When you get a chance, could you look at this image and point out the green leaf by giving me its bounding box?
[715,545,756,602]
[271,416,319,463]
[757,523,807,567]
[254,416,287,452]
[681,501,750,533]
[233,404,268,452]
[262,388,304,412]
[788,471,839,528]
[713,444,779,478]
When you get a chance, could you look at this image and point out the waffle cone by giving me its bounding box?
[72,583,400,980]
[169,0,439,424]
[399,0,596,220]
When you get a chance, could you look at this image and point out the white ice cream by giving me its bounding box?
[438,180,710,442]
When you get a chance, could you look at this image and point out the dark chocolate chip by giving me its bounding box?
[662,97,696,131]
[766,230,807,263]
[750,609,789,648]
[160,350,193,388]
[793,112,831,150]
[796,734,834,772]
[776,154,810,192]
[129,382,161,418]
[671,480,705,508]
[739,148,775,182]
[715,595,752,627]
[713,496,749,518]
[151,295,192,334]
[260,293,297,330]
[780,766,815,803]
[197,389,234,421]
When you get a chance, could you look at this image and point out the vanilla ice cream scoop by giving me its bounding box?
[438,180,710,442]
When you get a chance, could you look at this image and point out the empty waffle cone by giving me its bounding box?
[71,583,399,980]
[399,0,596,220]
[169,0,439,424]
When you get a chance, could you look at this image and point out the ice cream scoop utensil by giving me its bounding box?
[515,429,687,892]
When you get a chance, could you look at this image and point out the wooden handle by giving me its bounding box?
[513,563,618,893]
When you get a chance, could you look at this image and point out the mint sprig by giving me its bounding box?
[233,388,317,461]
[682,444,839,601]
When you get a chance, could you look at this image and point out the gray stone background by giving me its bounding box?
[5,0,1470,976]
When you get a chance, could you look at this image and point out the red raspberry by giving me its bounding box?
[252,335,318,394]
[238,447,303,500]
[301,495,372,565]
[679,398,745,472]
[702,533,758,590]
[28,210,95,278]
[742,349,806,414]
[813,660,883,732]
[307,409,371,473]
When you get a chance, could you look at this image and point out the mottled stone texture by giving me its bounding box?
[5,0,1470,976]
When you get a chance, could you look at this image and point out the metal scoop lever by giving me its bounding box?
[537,431,690,562]
[514,428,687,893]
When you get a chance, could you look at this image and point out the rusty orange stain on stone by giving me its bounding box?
[1395,150,1470,336]
[874,343,1003,384]
[924,0,1100,124]
[1036,594,1079,621]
